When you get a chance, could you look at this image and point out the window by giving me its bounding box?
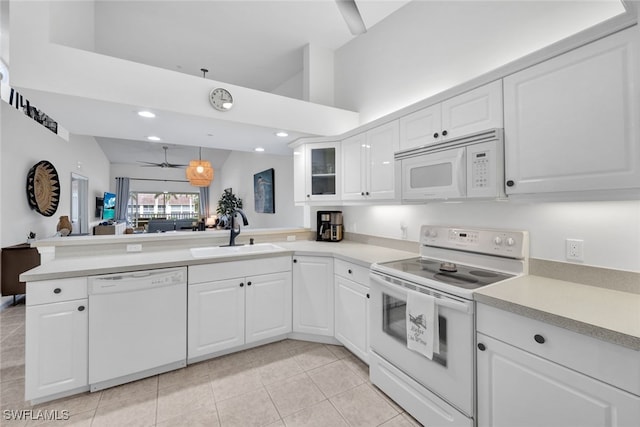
[127,192,200,229]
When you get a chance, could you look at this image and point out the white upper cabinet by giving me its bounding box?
[293,145,307,204]
[399,80,503,150]
[300,141,342,203]
[503,27,640,195]
[341,121,399,201]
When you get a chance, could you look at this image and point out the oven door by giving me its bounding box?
[399,147,466,200]
[369,271,475,417]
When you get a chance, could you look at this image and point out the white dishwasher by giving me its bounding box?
[88,267,187,391]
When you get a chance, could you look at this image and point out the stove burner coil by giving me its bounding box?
[439,262,458,272]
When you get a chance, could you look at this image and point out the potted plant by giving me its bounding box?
[216,189,243,229]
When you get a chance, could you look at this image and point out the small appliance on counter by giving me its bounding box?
[316,210,343,242]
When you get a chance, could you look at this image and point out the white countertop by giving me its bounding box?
[475,275,640,351]
[20,240,418,282]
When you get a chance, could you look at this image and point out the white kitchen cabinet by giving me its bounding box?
[399,80,503,150]
[188,257,292,360]
[503,26,640,195]
[293,141,341,203]
[334,259,370,363]
[188,278,245,358]
[292,256,334,336]
[477,304,640,427]
[342,121,399,201]
[25,278,88,401]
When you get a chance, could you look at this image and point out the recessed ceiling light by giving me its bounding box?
[147,136,161,141]
[138,111,156,118]
[254,147,265,152]
[275,131,288,137]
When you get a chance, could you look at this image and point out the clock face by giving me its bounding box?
[209,88,233,111]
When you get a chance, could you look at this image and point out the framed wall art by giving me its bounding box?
[253,168,274,214]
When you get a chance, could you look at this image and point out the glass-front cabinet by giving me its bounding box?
[294,141,341,203]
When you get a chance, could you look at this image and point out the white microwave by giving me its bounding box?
[395,129,505,201]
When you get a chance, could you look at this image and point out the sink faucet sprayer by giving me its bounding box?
[228,209,249,246]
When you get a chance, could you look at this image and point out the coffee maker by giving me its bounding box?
[316,210,343,242]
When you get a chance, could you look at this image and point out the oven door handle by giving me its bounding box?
[369,273,473,314]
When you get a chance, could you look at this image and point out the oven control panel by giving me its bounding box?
[421,225,528,259]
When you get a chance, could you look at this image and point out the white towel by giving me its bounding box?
[406,290,439,359]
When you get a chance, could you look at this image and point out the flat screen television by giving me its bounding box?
[102,192,116,220]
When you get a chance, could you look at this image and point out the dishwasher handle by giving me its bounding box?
[88,268,186,295]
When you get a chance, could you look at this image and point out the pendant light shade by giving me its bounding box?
[186,148,214,187]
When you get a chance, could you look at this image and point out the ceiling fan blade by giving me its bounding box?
[137,161,162,166]
[336,0,367,35]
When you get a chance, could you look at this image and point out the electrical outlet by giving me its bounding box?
[565,239,584,262]
[126,244,142,253]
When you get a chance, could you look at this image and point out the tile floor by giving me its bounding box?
[1,301,421,426]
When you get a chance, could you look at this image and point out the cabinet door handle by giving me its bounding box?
[477,343,486,351]
[247,281,252,286]
[239,282,244,287]
[534,334,546,344]
[433,132,439,138]
[442,130,448,136]
[348,269,352,274]
[366,293,370,299]
[306,194,310,198]
[293,259,297,263]
[365,192,370,196]
[361,192,365,196]
[78,305,85,312]
[506,180,515,187]
[53,288,62,294]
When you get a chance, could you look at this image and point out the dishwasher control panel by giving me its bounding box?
[88,267,187,295]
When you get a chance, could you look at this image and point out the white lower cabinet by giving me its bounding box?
[292,256,334,336]
[334,275,369,362]
[188,257,292,360]
[477,304,640,427]
[25,278,88,401]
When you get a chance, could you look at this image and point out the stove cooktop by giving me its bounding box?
[375,257,515,290]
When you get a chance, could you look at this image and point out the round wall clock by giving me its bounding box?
[209,87,233,111]
[26,160,60,217]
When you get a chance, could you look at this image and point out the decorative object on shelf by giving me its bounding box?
[254,168,275,214]
[216,189,243,229]
[26,160,60,217]
[186,147,214,187]
[209,87,233,111]
[56,215,72,236]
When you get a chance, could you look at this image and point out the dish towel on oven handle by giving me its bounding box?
[406,289,439,359]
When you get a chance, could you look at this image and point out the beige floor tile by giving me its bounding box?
[207,350,254,374]
[293,346,338,372]
[380,412,423,427]
[216,388,280,427]
[265,373,325,418]
[330,383,400,427]
[323,344,351,359]
[156,381,215,423]
[34,391,102,417]
[1,345,25,369]
[265,420,286,427]
[245,341,293,364]
[307,360,365,398]
[210,365,263,402]
[372,384,404,414]
[158,361,210,389]
[341,354,370,381]
[256,357,304,385]
[92,393,157,427]
[98,376,158,406]
[156,406,219,427]
[282,400,348,427]
[0,364,25,382]
[1,378,27,407]
[286,341,324,355]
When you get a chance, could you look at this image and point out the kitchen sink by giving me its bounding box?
[190,243,285,258]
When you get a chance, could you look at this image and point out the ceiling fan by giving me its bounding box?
[137,146,188,169]
[336,0,367,35]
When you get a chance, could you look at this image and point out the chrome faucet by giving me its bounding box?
[228,209,249,246]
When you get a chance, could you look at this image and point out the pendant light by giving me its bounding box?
[186,147,214,187]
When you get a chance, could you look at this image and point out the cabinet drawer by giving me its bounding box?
[334,259,370,285]
[27,277,88,306]
[477,304,640,396]
[189,256,291,284]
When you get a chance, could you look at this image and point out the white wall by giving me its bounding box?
[334,1,625,123]
[341,200,640,272]
[0,101,110,246]
[215,151,304,229]
[49,0,95,51]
